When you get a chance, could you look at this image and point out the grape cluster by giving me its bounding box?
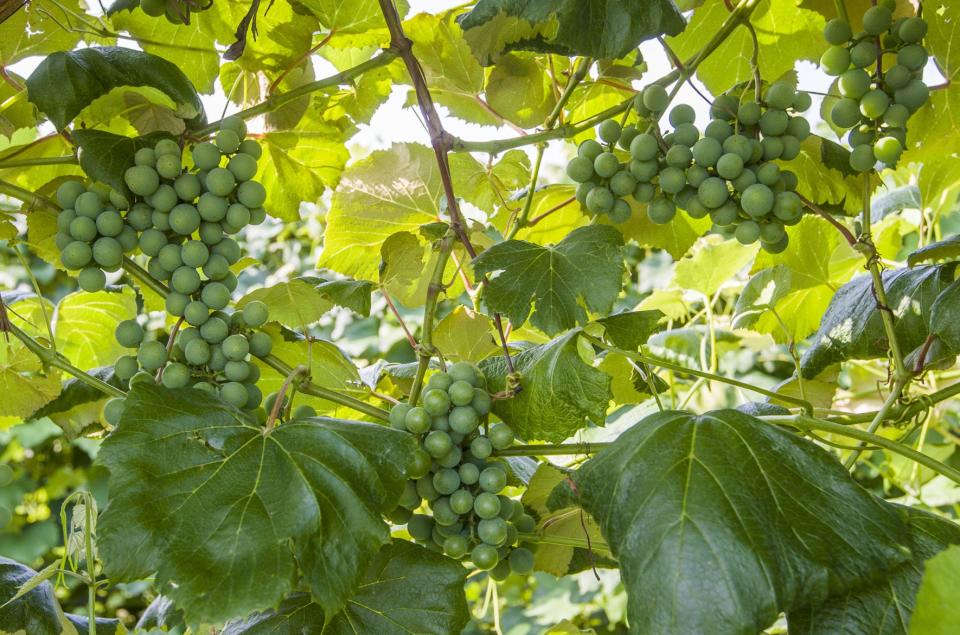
[819,1,930,171]
[104,300,274,423]
[386,363,536,579]
[54,182,142,292]
[569,81,810,253]
[138,0,212,25]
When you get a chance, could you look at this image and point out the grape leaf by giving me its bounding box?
[485,52,557,128]
[787,508,960,635]
[0,1,83,66]
[222,541,468,634]
[72,129,175,196]
[0,557,75,635]
[668,0,825,95]
[617,199,712,259]
[300,0,409,33]
[800,265,957,378]
[458,0,685,64]
[236,278,333,330]
[930,277,960,352]
[28,366,123,439]
[320,144,443,281]
[910,544,960,635]
[452,149,531,214]
[0,71,38,138]
[26,47,204,131]
[671,234,759,297]
[779,136,863,215]
[908,235,960,267]
[593,310,664,351]
[472,225,624,336]
[97,384,416,623]
[314,278,374,317]
[0,342,62,419]
[0,135,83,193]
[54,288,139,372]
[433,306,502,363]
[557,409,912,635]
[480,330,611,442]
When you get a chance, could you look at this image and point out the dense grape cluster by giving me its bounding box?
[568,81,810,253]
[138,0,212,25]
[54,181,141,292]
[387,363,536,579]
[103,300,274,423]
[819,1,930,171]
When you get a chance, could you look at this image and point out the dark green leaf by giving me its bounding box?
[26,46,204,131]
[480,330,611,442]
[561,409,912,635]
[221,541,469,634]
[97,384,416,624]
[316,278,375,317]
[458,0,685,64]
[908,235,960,267]
[72,129,175,196]
[874,184,922,223]
[65,613,123,633]
[930,277,960,352]
[28,366,123,438]
[593,310,664,350]
[788,507,960,635]
[800,265,957,378]
[473,225,625,336]
[0,557,69,635]
[135,595,184,631]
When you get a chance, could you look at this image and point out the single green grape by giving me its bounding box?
[192,142,221,171]
[647,197,676,224]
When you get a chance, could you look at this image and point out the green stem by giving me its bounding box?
[833,0,849,23]
[843,378,907,468]
[519,532,610,552]
[506,144,545,240]
[450,0,761,154]
[193,50,398,136]
[409,233,456,405]
[120,258,390,421]
[583,333,814,415]
[494,443,609,457]
[263,354,390,422]
[84,499,96,635]
[7,322,126,399]
[0,179,59,212]
[0,155,78,169]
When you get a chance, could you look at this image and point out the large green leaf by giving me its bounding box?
[778,136,863,215]
[97,384,416,623]
[788,508,960,635]
[433,306,502,363]
[0,1,83,66]
[458,0,685,64]
[909,235,960,267]
[72,129,174,195]
[930,277,960,352]
[800,265,957,378]
[54,288,139,372]
[480,330,611,442]
[617,199,712,259]
[222,541,468,634]
[473,225,624,336]
[910,544,960,635]
[25,47,203,131]
[28,366,123,439]
[300,0,409,32]
[592,310,664,351]
[671,234,758,298]
[235,279,333,330]
[0,557,75,635]
[668,0,825,95]
[320,143,443,281]
[484,52,557,128]
[557,409,912,635]
[0,342,62,420]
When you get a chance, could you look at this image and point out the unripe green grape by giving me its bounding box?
[597,119,622,144]
[102,397,126,426]
[647,197,676,224]
[422,388,450,417]
[237,181,266,208]
[668,103,695,126]
[137,340,168,371]
[860,89,890,119]
[578,138,603,161]
[137,229,166,258]
[489,424,515,449]
[129,370,155,387]
[162,362,191,389]
[470,435,493,460]
[593,152,620,179]
[92,237,122,268]
[697,177,729,209]
[426,431,455,460]
[115,319,145,348]
[820,46,851,76]
[704,118,733,141]
[606,172,634,198]
[741,184,775,217]
[474,491,501,519]
[710,200,740,226]
[222,152,258,182]
[56,180,86,208]
[850,40,878,68]
[295,404,319,420]
[169,203,201,235]
[232,137,260,159]
[75,192,102,219]
[57,209,77,234]
[223,360,250,382]
[629,133,658,161]
[575,182,592,206]
[862,5,892,35]
[759,110,789,136]
[895,78,929,112]
[585,187,614,214]
[389,403,411,430]
[156,245,182,274]
[239,300,268,329]
[55,232,72,251]
[677,188,708,218]
[734,220,761,245]
[478,518,508,546]
[764,82,795,110]
[192,142,221,171]
[692,137,723,167]
[248,331,272,357]
[715,153,743,180]
[782,135,803,161]
[221,333,248,361]
[217,116,246,140]
[243,384,262,410]
[205,167,236,197]
[183,301,210,326]
[672,123,699,147]
[448,406,478,435]
[184,338,211,365]
[115,355,139,381]
[633,182,655,202]
[873,136,903,164]
[163,291,187,317]
[174,173,202,201]
[179,240,209,268]
[448,362,478,384]
[710,94,738,120]
[838,68,872,100]
[786,116,811,140]
[200,282,230,310]
[124,165,159,197]
[722,134,753,162]
[755,162,781,187]
[153,154,179,181]
[642,84,669,112]
[69,216,97,241]
[899,17,928,43]
[122,204,149,233]
[508,547,534,574]
[762,234,789,254]
[457,463,480,487]
[200,318,228,345]
[791,91,812,112]
[830,98,862,128]
[248,206,267,225]
[760,137,784,161]
[407,514,434,541]
[737,101,761,126]
[168,266,199,295]
[403,406,430,434]
[658,167,686,194]
[629,159,658,182]
[447,380,474,406]
[214,129,240,154]
[140,0,166,16]
[883,64,912,91]
[225,204,250,230]
[618,124,639,150]
[78,266,106,292]
[432,467,460,495]
[849,144,876,172]
[566,156,594,182]
[606,198,629,223]
[154,138,180,157]
[731,168,757,193]
[220,381,248,408]
[151,210,171,232]
[823,18,852,45]
[437,445,462,469]
[415,475,439,502]
[759,220,786,244]
[471,388,492,416]
[208,346,227,371]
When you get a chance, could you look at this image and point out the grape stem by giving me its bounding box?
[0,155,78,169]
[118,258,392,422]
[581,333,815,415]
[842,377,907,468]
[797,194,857,246]
[409,232,456,405]
[264,364,308,432]
[6,321,127,399]
[0,179,59,212]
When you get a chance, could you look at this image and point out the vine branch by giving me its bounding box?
[409,232,456,405]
